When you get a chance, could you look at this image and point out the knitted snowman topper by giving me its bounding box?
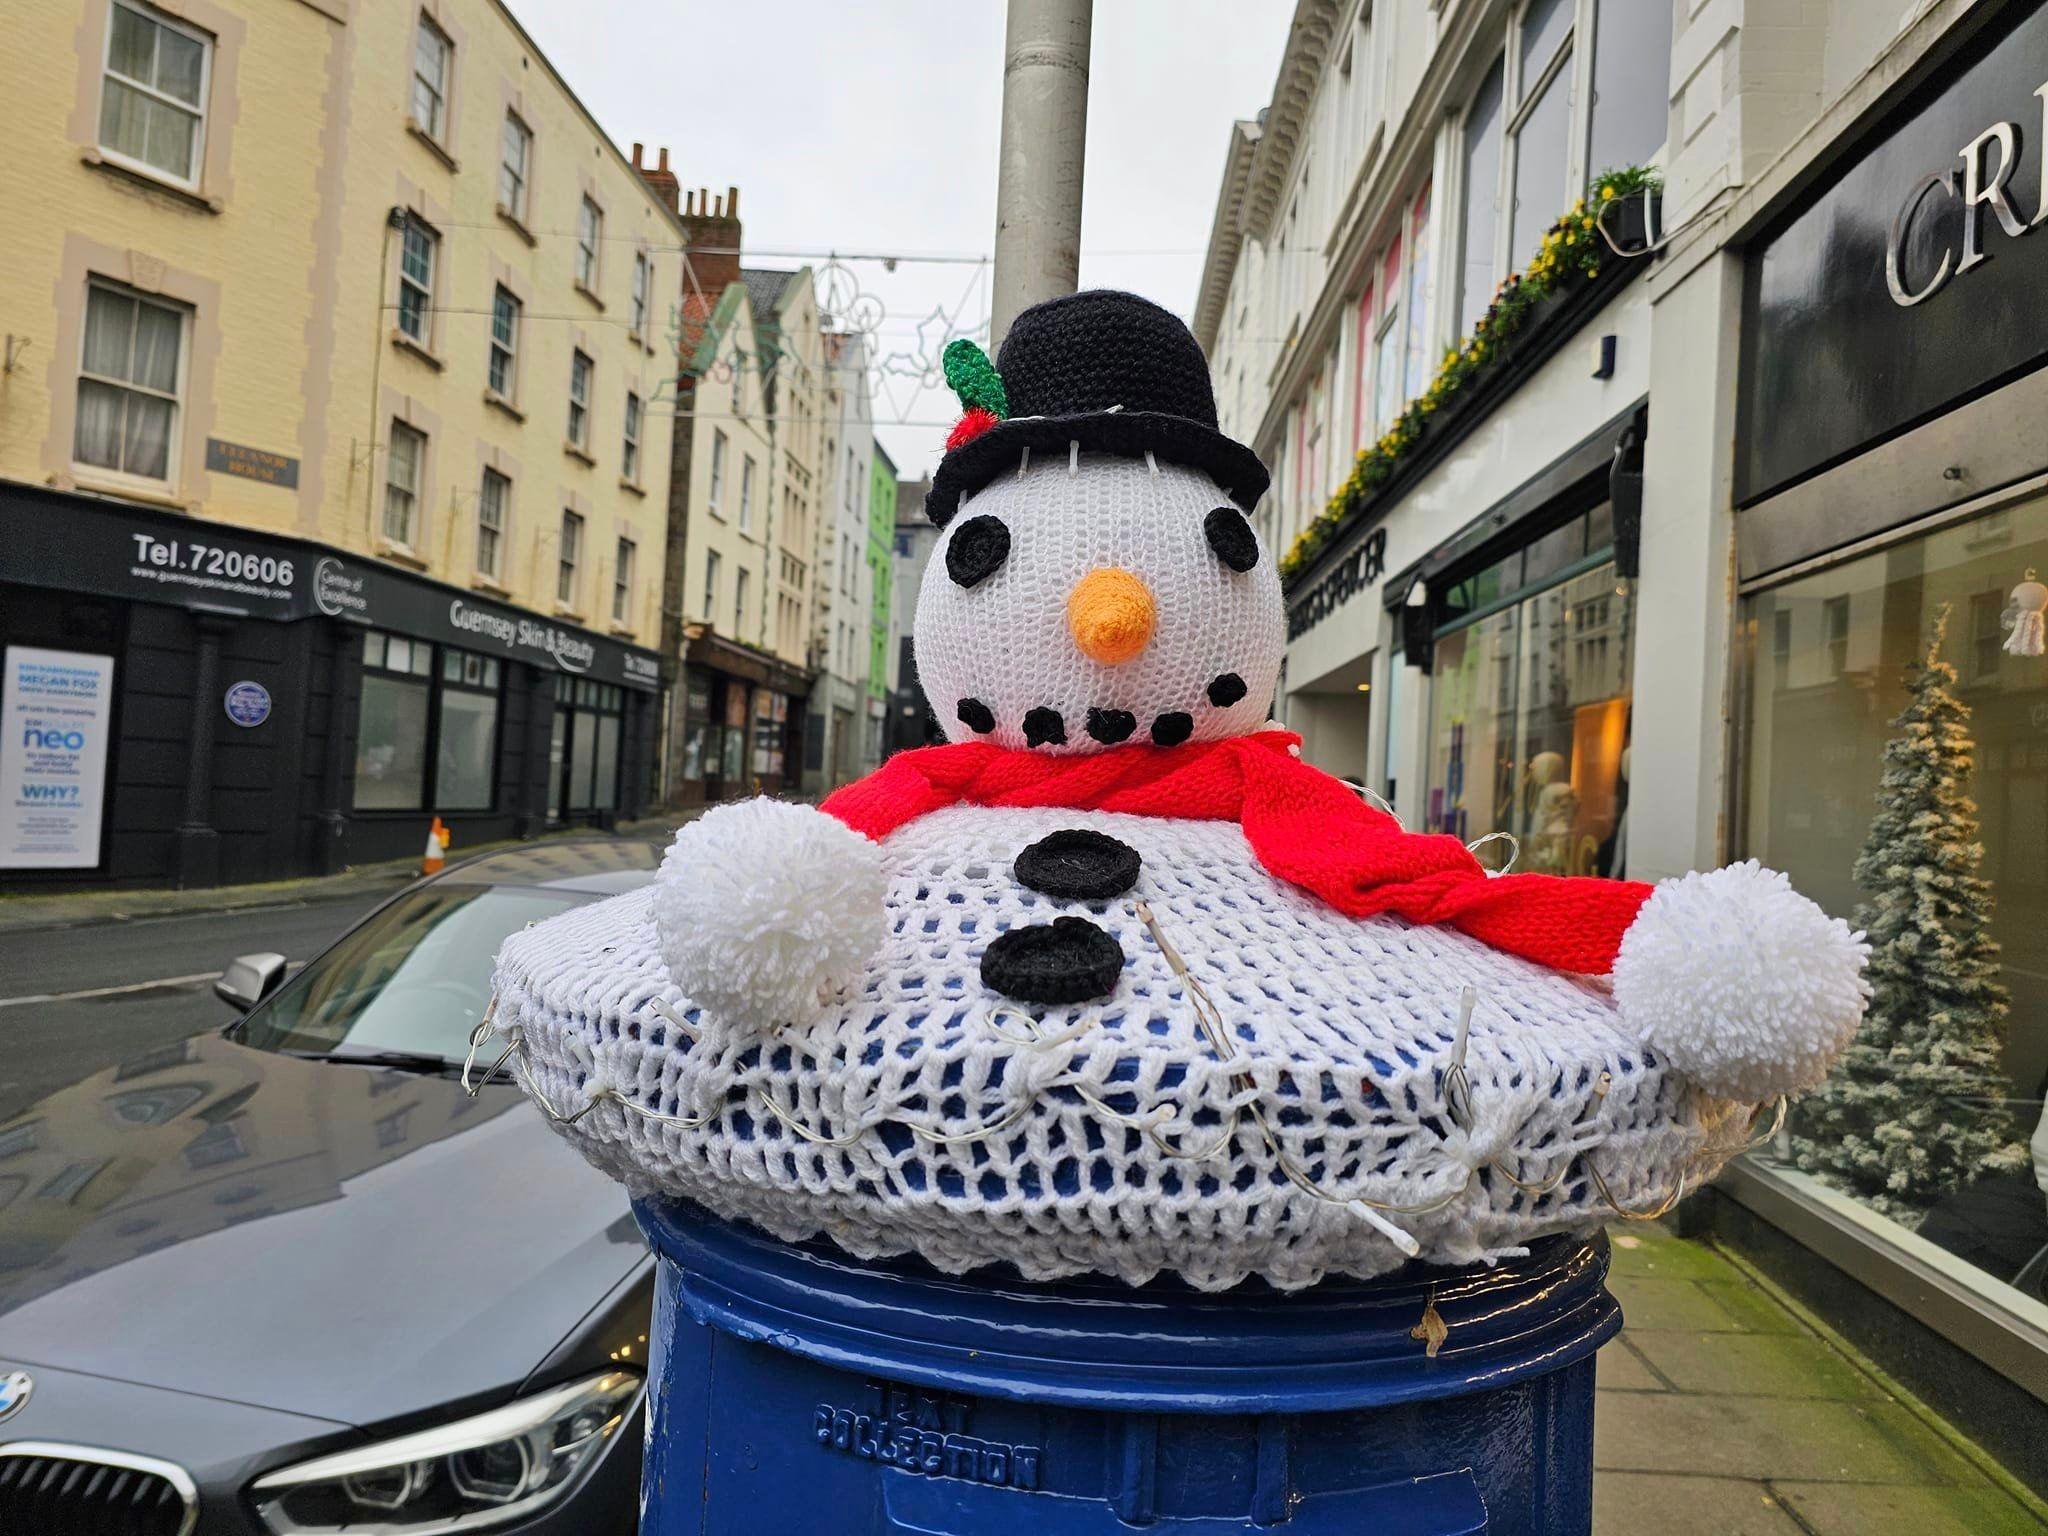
[493,291,1870,1288]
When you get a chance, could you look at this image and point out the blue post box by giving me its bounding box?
[634,1199,1621,1534]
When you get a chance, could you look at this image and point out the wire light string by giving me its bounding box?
[467,910,1786,1255]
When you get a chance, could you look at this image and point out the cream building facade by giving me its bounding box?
[0,0,678,888]
[1201,0,2048,1479]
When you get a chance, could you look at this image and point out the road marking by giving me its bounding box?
[0,972,219,1009]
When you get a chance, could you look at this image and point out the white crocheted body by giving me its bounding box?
[496,806,1750,1291]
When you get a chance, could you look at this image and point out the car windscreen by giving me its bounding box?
[233,885,588,1064]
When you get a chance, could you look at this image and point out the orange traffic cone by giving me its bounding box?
[422,816,448,875]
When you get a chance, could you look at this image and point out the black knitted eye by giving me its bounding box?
[1203,507,1259,573]
[946,514,1011,588]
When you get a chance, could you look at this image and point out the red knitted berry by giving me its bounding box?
[945,406,1000,451]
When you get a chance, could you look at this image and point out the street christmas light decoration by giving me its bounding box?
[489,289,1867,1293]
[1793,606,2028,1215]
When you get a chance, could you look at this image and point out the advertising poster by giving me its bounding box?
[1,646,116,869]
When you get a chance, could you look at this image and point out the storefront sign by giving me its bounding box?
[205,438,300,489]
[223,680,272,727]
[1739,4,2048,502]
[1884,85,2048,306]
[1,646,114,869]
[0,487,660,691]
[1286,526,1387,641]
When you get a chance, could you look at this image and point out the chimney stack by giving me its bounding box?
[632,142,680,214]
[678,182,743,298]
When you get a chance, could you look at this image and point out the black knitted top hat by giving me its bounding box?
[924,290,1270,526]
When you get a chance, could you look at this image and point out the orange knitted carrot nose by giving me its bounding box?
[1067,568,1156,665]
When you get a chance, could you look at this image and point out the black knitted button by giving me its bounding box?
[1022,706,1067,747]
[945,514,1011,588]
[957,697,995,734]
[1206,672,1248,708]
[1086,707,1137,744]
[1150,711,1194,746]
[981,917,1125,1004]
[1204,506,1260,573]
[1014,829,1141,901]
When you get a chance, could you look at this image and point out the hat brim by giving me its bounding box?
[925,411,1270,526]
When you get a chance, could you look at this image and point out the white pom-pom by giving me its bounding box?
[654,799,888,1032]
[1613,860,1870,1102]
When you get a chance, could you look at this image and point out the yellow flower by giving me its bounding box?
[1600,185,1616,201]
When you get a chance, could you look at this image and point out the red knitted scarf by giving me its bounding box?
[821,731,1654,976]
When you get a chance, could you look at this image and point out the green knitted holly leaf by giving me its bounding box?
[943,338,1009,420]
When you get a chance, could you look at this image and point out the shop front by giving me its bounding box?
[670,628,810,807]
[0,484,660,889]
[1720,0,2048,1463]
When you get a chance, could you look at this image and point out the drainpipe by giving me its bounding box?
[989,0,1093,352]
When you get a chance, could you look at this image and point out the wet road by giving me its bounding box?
[0,894,393,1123]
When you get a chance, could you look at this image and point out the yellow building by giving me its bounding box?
[0,0,680,888]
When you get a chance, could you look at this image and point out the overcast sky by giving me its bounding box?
[512,0,1291,478]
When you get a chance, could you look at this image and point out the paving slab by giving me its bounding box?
[1771,1480,2046,1534]
[1593,1391,1993,1486]
[1595,1337,1667,1392]
[1606,1229,1730,1281]
[1623,1328,1879,1400]
[1604,1273,1750,1331]
[1592,1472,1805,1535]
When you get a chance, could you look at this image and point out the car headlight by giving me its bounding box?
[249,1371,641,1533]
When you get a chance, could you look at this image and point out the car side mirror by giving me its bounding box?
[216,952,288,1013]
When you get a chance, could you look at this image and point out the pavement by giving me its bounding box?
[1595,1223,2047,1533]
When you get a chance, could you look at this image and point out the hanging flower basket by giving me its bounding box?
[1602,186,1663,256]
[1278,166,1664,587]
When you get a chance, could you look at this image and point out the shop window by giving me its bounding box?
[76,280,186,482]
[752,688,787,780]
[488,285,519,398]
[557,509,583,607]
[354,629,431,810]
[476,467,508,580]
[1739,498,2048,1310]
[721,680,748,783]
[397,215,436,345]
[384,421,424,546]
[554,676,624,815]
[100,0,210,189]
[435,646,500,810]
[567,349,592,450]
[576,196,602,292]
[682,677,712,781]
[1425,504,1633,879]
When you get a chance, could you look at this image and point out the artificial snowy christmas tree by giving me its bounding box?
[1794,604,2026,1217]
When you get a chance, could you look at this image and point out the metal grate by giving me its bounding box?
[0,1443,197,1536]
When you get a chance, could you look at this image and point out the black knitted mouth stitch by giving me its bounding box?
[980,917,1126,1004]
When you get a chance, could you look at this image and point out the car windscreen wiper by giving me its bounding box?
[297,1048,466,1076]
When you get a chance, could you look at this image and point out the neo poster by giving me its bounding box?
[1,646,116,869]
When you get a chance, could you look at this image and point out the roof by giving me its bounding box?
[740,267,798,321]
[872,439,898,478]
[678,282,748,379]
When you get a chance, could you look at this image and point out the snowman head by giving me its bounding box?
[915,291,1280,754]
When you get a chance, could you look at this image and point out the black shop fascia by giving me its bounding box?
[0,483,660,890]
